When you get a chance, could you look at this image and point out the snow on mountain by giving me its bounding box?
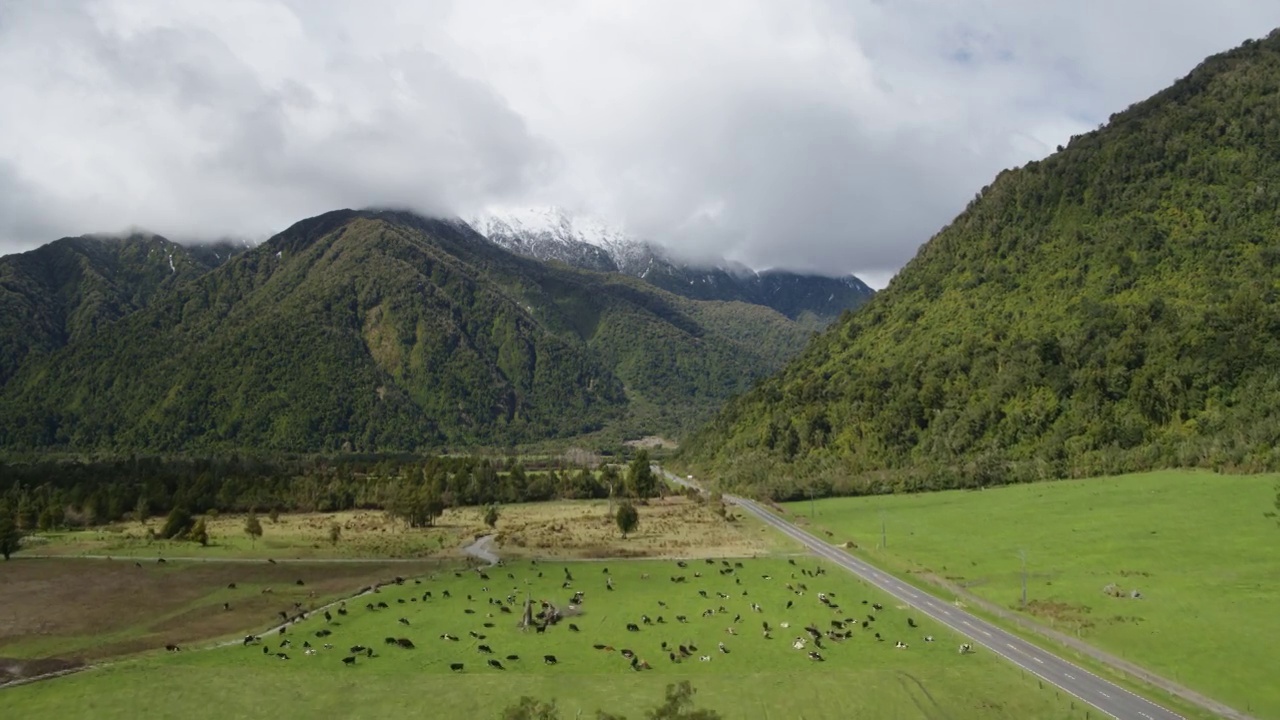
[467,206,874,322]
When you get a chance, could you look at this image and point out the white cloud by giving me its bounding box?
[1,0,1277,284]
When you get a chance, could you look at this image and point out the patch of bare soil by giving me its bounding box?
[1023,599,1094,628]
[0,657,83,686]
[623,436,678,450]
[0,558,442,663]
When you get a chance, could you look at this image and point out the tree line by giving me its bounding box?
[0,450,663,540]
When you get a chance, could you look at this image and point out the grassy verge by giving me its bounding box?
[782,470,1279,718]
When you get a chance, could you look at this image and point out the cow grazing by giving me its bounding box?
[385,637,398,645]
[397,638,416,649]
[895,641,909,649]
[506,654,520,661]
[399,618,410,626]
[276,653,290,660]
[699,655,711,662]
[924,635,935,642]
[263,646,270,655]
[626,623,640,632]
[487,659,505,670]
[165,644,181,652]
[907,618,917,628]
[808,651,824,662]
[227,582,236,589]
[478,644,493,654]
[440,633,459,641]
[959,643,972,654]
[342,656,356,666]
[449,662,464,672]
[350,645,366,653]
[872,603,884,611]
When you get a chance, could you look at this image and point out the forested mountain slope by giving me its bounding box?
[0,234,246,385]
[683,31,1280,498]
[0,211,808,453]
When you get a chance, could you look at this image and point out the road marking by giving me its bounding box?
[981,630,992,637]
[1064,674,1075,680]
[1033,657,1044,664]
[940,609,951,616]
[1099,692,1111,699]
[1006,643,1017,650]
[1139,713,1153,719]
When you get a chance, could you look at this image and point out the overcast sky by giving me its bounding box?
[2,1,1278,286]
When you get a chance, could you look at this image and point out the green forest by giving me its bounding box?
[684,32,1280,499]
[0,212,810,454]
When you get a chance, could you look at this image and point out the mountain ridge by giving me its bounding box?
[0,209,812,453]
[470,206,874,323]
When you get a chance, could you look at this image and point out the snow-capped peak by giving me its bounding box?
[469,206,653,273]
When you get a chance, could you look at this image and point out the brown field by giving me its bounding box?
[479,496,788,558]
[0,557,444,681]
[30,496,791,561]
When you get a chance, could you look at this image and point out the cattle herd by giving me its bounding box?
[222,557,973,673]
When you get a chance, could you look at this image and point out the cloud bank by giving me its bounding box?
[1,0,1277,284]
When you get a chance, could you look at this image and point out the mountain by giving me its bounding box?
[0,234,248,385]
[0,210,810,454]
[470,207,874,323]
[683,31,1280,498]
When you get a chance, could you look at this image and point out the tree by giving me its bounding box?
[0,508,24,561]
[501,697,561,720]
[627,450,657,498]
[159,507,194,540]
[328,522,342,546]
[484,503,501,529]
[189,517,209,546]
[268,508,281,523]
[244,512,263,546]
[616,500,639,539]
[645,681,721,720]
[135,496,149,525]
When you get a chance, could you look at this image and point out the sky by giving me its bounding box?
[1,1,1278,287]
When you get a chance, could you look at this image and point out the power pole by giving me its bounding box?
[1019,549,1028,608]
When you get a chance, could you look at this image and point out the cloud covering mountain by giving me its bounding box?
[2,1,1278,284]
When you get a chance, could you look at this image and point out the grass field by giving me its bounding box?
[783,470,1280,719]
[0,557,442,674]
[3,557,1086,719]
[26,497,782,561]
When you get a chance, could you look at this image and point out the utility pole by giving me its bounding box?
[607,481,615,516]
[1019,549,1028,608]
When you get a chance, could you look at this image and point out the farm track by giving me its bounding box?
[658,467,1251,720]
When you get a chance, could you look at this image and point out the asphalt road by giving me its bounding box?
[660,469,1183,720]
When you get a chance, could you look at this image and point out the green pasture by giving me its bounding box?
[785,470,1280,718]
[4,558,1084,719]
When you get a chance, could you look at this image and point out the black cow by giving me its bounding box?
[478,644,493,654]
[397,638,415,649]
[487,659,505,670]
[449,662,464,672]
[342,656,356,666]
[543,655,558,665]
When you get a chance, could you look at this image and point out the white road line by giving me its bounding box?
[1100,692,1111,699]
[1065,674,1076,680]
[1034,657,1044,664]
